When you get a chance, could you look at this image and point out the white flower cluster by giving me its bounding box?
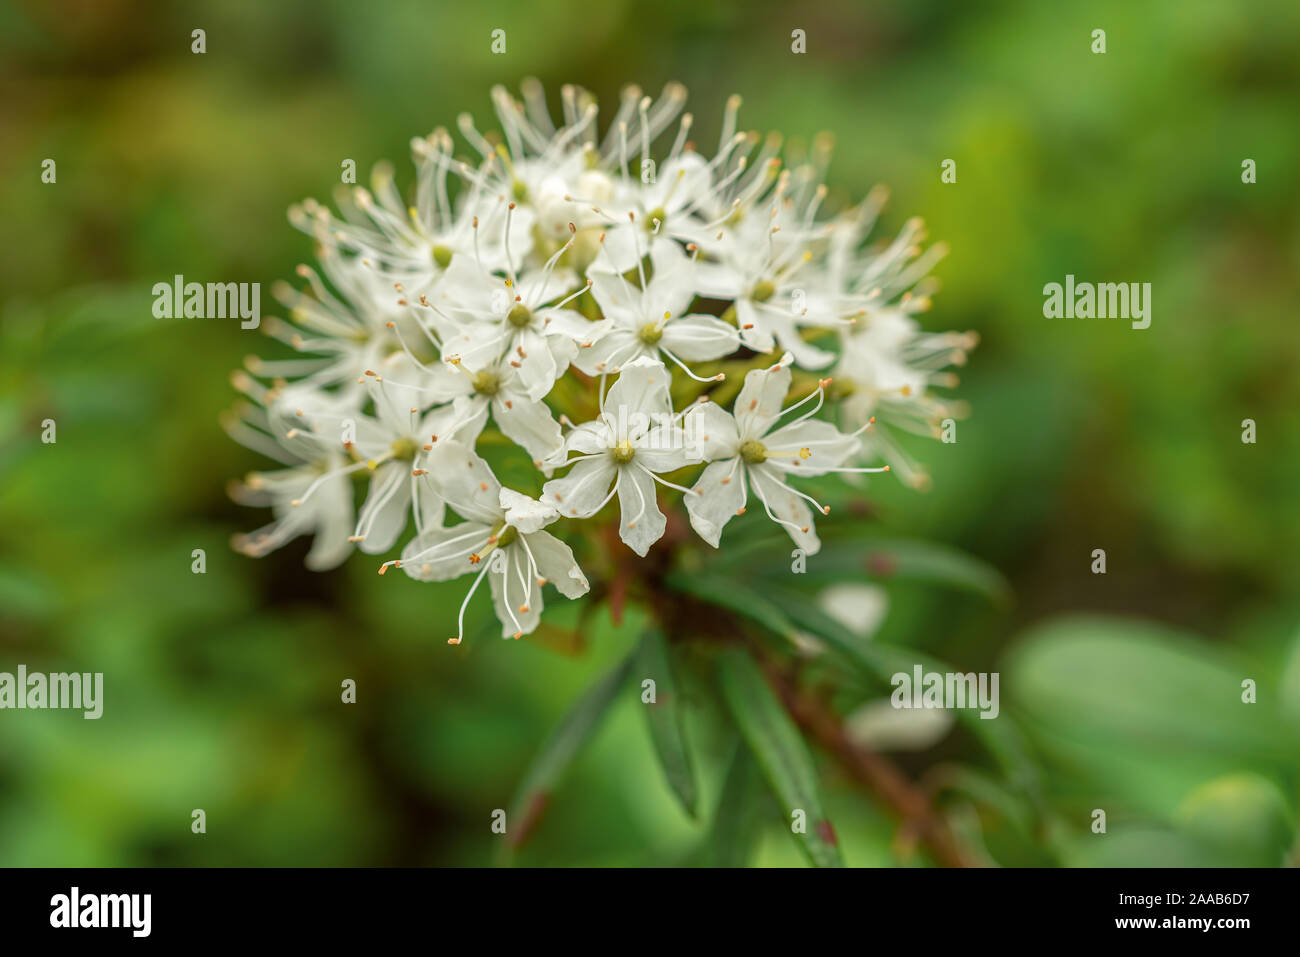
[224,81,975,644]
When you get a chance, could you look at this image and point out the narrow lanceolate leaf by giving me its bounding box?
[816,538,1010,604]
[706,745,761,867]
[713,536,1010,604]
[668,570,898,674]
[717,649,844,867]
[506,651,635,849]
[674,571,1043,804]
[762,583,1046,802]
[638,626,699,818]
[664,570,803,645]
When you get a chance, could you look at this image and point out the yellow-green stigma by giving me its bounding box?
[647,206,667,231]
[829,378,856,400]
[508,303,532,328]
[638,323,664,345]
[432,244,454,269]
[472,370,500,396]
[390,437,418,461]
[740,440,768,464]
[612,440,636,464]
[511,179,528,202]
[751,279,776,303]
[495,524,519,548]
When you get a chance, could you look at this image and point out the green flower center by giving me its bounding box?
[507,303,533,328]
[638,323,664,345]
[612,441,636,464]
[390,437,418,461]
[495,524,519,548]
[432,244,454,269]
[740,440,768,464]
[472,370,500,396]
[751,279,776,303]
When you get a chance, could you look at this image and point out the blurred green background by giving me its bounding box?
[2,0,1298,866]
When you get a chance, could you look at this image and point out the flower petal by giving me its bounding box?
[764,419,859,475]
[513,327,561,402]
[734,353,793,439]
[574,328,645,375]
[499,487,558,534]
[399,521,494,581]
[541,456,617,518]
[683,400,740,461]
[488,545,543,638]
[660,315,740,361]
[616,466,666,556]
[522,529,590,599]
[749,464,820,555]
[492,391,563,461]
[423,440,502,525]
[634,437,698,473]
[685,458,747,547]
[603,355,673,421]
[734,298,777,354]
[355,460,413,554]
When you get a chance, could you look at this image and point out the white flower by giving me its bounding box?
[228,459,356,571]
[225,79,974,650]
[336,373,482,554]
[598,151,724,272]
[684,353,881,553]
[256,247,429,405]
[411,350,565,465]
[423,233,595,402]
[291,136,527,286]
[809,199,976,488]
[542,357,698,556]
[577,240,737,380]
[833,313,975,491]
[389,441,589,642]
[693,177,843,369]
[224,381,358,570]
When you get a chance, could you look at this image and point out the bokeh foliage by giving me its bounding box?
[2,0,1298,866]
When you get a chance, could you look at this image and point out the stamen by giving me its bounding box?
[451,558,495,644]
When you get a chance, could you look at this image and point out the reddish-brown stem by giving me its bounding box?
[761,660,976,868]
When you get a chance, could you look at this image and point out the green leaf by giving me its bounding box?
[1008,616,1294,761]
[637,626,699,818]
[1279,624,1300,731]
[1005,615,1298,816]
[701,529,1009,603]
[705,744,762,867]
[759,581,1048,815]
[665,568,802,643]
[1064,826,1229,868]
[1175,772,1295,867]
[670,569,1046,804]
[735,536,1010,604]
[763,581,1049,799]
[716,648,844,867]
[505,650,634,849]
[675,568,942,686]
